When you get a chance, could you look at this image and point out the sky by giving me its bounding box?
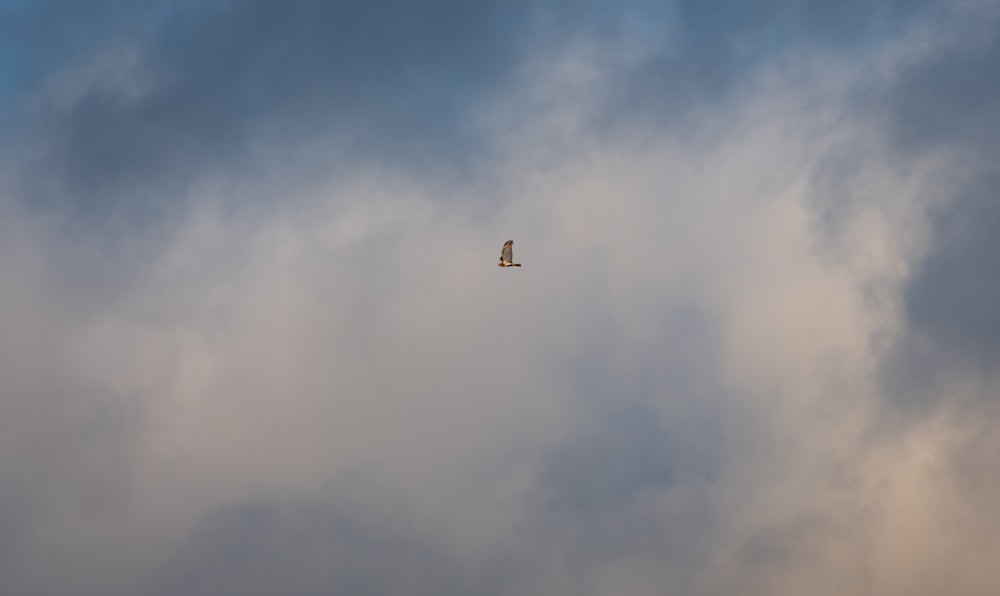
[1,1,999,594]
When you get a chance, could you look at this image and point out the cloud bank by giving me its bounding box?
[2,1,999,594]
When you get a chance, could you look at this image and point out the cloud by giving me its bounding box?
[2,1,1000,595]
[4,0,543,216]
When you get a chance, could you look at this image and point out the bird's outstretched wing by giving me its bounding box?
[501,240,514,265]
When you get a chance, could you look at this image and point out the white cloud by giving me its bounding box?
[2,8,1000,594]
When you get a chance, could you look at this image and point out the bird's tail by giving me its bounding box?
[513,263,522,267]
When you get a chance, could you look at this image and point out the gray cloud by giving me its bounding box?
[142,497,475,596]
[900,71,1000,359]
[874,5,1000,416]
[5,0,543,218]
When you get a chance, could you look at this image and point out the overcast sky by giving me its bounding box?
[2,1,1000,594]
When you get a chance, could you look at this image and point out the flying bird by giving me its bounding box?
[498,240,521,267]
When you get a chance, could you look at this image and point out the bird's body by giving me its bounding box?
[498,240,521,267]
